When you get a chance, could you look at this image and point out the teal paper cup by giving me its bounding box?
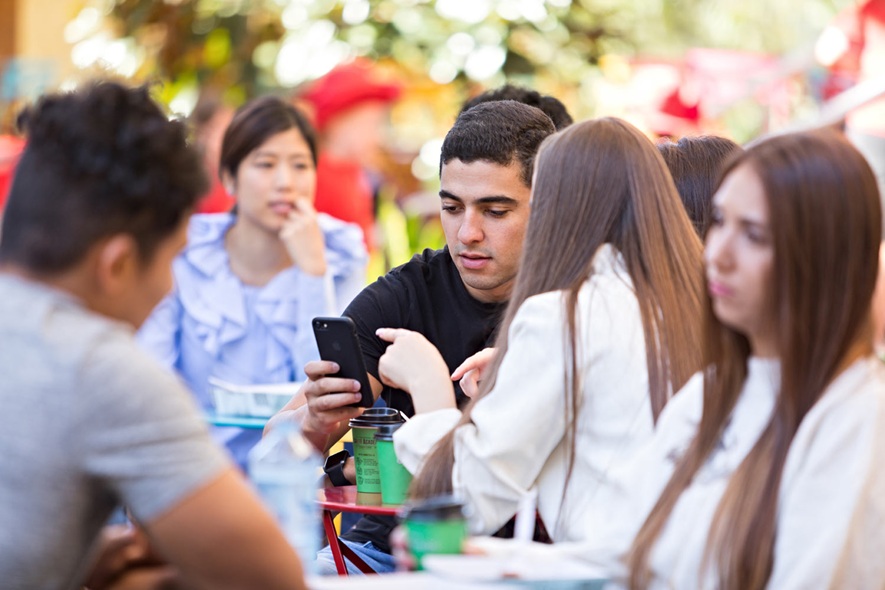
[349,408,404,494]
[374,423,413,505]
[400,495,468,570]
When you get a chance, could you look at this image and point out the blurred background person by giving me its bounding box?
[299,59,402,253]
[139,95,367,469]
[190,90,236,214]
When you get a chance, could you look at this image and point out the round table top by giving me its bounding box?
[317,485,402,516]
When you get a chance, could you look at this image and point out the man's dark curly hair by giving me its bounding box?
[0,80,207,273]
[460,84,573,131]
[441,100,556,187]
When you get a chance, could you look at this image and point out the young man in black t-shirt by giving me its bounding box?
[269,99,557,573]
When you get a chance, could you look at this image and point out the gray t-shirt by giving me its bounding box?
[0,273,230,590]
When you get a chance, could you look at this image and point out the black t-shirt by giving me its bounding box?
[344,247,505,416]
[340,247,506,554]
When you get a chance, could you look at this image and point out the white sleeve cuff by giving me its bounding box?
[393,408,462,475]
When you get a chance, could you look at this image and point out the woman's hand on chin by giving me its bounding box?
[279,198,327,276]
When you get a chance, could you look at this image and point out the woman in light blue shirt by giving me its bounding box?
[139,96,367,467]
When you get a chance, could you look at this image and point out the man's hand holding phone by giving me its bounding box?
[282,316,376,454]
[312,317,375,408]
[266,361,368,455]
[270,317,379,454]
[300,360,366,452]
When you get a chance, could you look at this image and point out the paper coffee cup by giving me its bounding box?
[400,495,468,570]
[374,422,412,505]
[349,408,404,493]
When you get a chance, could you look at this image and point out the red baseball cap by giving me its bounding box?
[301,59,402,130]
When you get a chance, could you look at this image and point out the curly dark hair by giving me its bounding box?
[0,80,206,273]
[441,100,556,187]
[461,84,573,131]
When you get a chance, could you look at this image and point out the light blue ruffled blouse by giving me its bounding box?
[138,212,367,466]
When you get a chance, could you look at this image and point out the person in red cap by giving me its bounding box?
[300,60,402,251]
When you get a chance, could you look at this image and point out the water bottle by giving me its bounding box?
[248,422,321,576]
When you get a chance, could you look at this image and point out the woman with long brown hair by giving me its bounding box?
[626,128,885,589]
[541,128,885,589]
[375,116,705,542]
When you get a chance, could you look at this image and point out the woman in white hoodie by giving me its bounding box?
[624,127,885,589]
[376,117,706,542]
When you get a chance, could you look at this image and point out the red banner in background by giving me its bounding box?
[628,49,788,137]
[0,135,25,213]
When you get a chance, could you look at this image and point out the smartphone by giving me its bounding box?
[312,316,374,408]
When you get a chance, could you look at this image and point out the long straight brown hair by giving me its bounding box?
[627,128,882,589]
[409,118,705,526]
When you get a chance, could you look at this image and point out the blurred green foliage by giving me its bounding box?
[85,0,850,116]
[61,0,853,263]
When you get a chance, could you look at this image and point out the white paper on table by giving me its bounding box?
[208,377,303,418]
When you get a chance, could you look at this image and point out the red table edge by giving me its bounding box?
[317,485,402,516]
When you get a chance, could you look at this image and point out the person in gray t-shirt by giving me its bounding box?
[0,81,306,590]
